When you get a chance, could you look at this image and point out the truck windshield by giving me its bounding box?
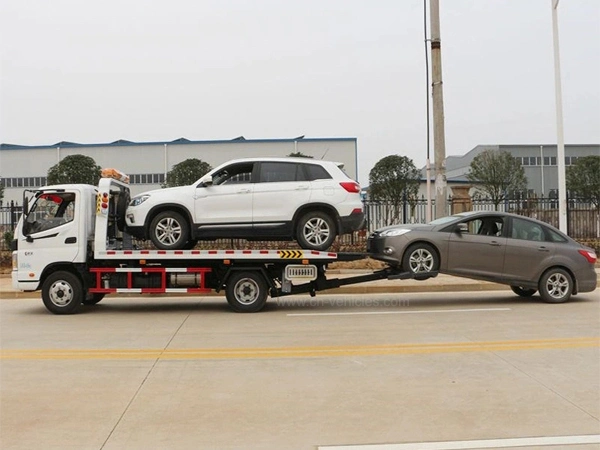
[23,192,76,235]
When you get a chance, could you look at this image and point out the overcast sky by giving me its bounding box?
[1,0,599,184]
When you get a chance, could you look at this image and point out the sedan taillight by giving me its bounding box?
[578,249,597,264]
[339,181,360,193]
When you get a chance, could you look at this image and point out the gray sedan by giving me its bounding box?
[367,211,597,303]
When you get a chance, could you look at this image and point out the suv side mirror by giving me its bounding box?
[456,223,468,233]
[199,176,213,187]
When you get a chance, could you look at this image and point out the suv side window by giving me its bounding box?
[23,192,76,235]
[212,163,254,185]
[259,162,305,183]
[304,164,332,181]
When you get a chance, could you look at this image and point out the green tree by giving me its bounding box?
[466,150,527,210]
[287,152,313,158]
[369,155,420,224]
[567,155,600,208]
[47,154,101,185]
[165,158,212,187]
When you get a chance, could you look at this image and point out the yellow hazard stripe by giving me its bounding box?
[278,250,304,259]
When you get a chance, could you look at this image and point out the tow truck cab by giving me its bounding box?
[12,178,130,292]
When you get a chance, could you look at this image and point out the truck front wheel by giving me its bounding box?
[42,271,83,314]
[225,271,268,313]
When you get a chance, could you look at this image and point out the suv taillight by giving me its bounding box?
[578,249,597,264]
[339,181,360,193]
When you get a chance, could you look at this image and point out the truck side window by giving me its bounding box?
[23,193,76,235]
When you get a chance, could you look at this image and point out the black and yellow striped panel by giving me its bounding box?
[278,250,304,259]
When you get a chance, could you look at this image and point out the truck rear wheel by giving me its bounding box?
[42,271,83,314]
[226,271,268,312]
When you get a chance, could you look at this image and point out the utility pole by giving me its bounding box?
[430,0,447,218]
[551,0,567,233]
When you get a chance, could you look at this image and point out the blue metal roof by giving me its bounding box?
[0,136,357,150]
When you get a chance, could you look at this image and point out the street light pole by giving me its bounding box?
[551,0,567,233]
[430,0,447,219]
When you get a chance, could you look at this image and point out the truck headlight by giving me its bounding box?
[130,194,150,207]
[379,228,411,237]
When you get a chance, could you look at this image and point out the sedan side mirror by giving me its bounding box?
[456,223,468,233]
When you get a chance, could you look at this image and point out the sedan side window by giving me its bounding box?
[460,217,503,236]
[511,217,545,241]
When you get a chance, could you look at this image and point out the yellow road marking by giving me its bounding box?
[1,337,598,361]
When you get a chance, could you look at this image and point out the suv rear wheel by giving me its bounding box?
[296,211,336,251]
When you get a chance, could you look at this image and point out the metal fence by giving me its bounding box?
[1,197,598,252]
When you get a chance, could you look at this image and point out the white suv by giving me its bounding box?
[125,158,364,251]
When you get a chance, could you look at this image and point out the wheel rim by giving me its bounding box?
[545,272,570,300]
[233,278,260,305]
[48,280,74,307]
[303,218,331,246]
[155,217,182,246]
[408,248,434,273]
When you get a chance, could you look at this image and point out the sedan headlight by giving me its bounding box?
[129,194,150,207]
[379,228,411,237]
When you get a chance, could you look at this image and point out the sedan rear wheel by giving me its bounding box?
[402,243,439,275]
[538,268,573,303]
[510,286,537,297]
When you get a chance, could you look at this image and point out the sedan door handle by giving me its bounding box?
[237,189,251,194]
[489,241,501,247]
[295,185,310,190]
[538,246,549,252]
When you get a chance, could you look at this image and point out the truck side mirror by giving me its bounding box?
[23,197,29,216]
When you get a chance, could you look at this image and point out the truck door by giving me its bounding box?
[17,192,82,283]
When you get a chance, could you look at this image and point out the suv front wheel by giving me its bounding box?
[296,211,336,251]
[149,211,190,250]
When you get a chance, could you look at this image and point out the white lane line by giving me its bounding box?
[287,308,511,317]
[317,434,600,449]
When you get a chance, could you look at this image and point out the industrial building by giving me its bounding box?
[421,144,599,198]
[0,136,358,205]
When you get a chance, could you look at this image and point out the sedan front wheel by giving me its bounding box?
[402,243,439,275]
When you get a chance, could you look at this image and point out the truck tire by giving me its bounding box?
[42,271,83,314]
[149,211,190,250]
[226,271,268,313]
[83,293,105,305]
[296,211,336,251]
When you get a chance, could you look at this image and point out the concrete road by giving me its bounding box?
[1,290,599,450]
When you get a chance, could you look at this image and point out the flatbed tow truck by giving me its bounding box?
[11,171,431,314]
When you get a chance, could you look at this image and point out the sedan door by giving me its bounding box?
[502,217,556,284]
[446,216,507,282]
